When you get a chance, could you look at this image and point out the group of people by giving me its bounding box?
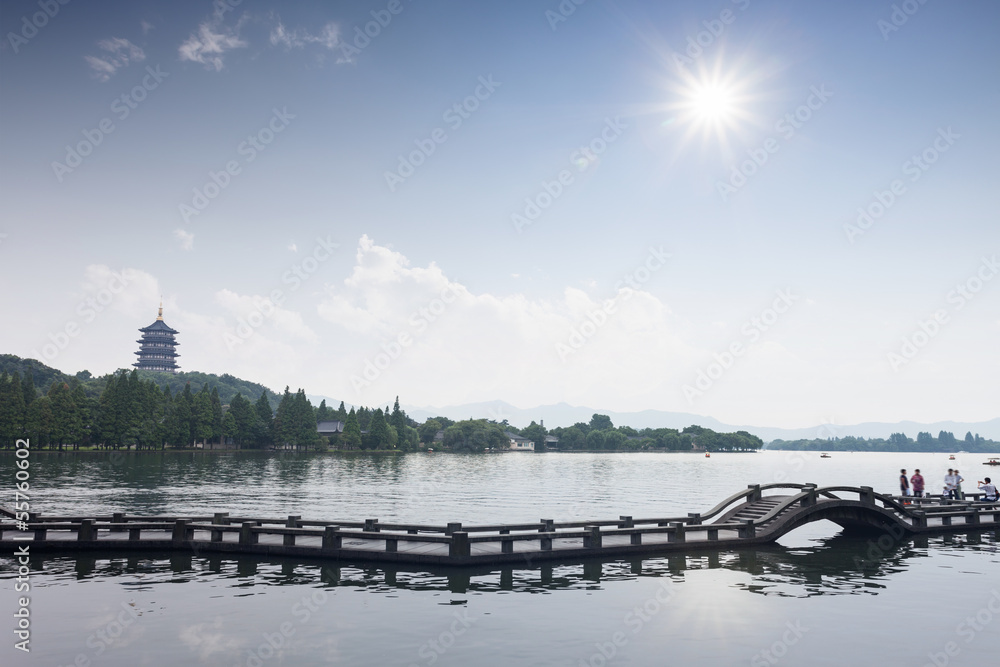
[898,468,998,501]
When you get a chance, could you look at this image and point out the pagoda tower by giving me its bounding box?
[133,303,180,373]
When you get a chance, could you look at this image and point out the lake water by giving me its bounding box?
[2,450,999,666]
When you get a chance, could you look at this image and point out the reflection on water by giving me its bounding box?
[7,530,996,600]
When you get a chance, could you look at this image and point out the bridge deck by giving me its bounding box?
[3,485,998,567]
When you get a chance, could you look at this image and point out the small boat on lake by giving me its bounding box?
[705,452,711,458]
[984,457,1000,466]
[820,453,831,458]
[949,454,956,460]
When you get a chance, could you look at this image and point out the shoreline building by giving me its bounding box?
[134,303,180,373]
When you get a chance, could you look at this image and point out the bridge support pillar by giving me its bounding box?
[450,531,470,559]
[502,539,513,554]
[630,532,642,545]
[707,528,719,541]
[284,515,301,546]
[738,519,756,539]
[942,516,952,527]
[385,538,398,552]
[911,512,927,529]
[967,509,980,526]
[583,526,602,548]
[322,526,341,551]
[540,537,553,551]
[668,522,686,543]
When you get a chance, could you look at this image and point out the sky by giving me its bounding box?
[1,0,997,430]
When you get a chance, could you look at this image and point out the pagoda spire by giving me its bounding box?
[157,299,164,321]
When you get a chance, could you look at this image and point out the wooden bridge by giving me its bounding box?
[3,484,999,567]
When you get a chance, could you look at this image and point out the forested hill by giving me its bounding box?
[0,354,281,409]
[766,432,1000,453]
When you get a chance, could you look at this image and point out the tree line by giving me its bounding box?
[767,431,999,453]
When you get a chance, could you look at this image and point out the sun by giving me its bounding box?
[689,83,737,123]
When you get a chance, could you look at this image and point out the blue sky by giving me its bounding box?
[1,0,997,428]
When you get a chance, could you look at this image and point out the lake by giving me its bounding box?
[2,450,998,666]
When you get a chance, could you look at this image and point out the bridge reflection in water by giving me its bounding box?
[16,527,998,600]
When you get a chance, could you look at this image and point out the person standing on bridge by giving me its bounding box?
[954,470,964,500]
[899,469,910,497]
[978,478,998,502]
[910,469,924,498]
[944,469,956,499]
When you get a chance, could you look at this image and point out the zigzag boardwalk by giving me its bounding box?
[3,484,999,567]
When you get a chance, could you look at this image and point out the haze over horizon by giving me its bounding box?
[2,0,997,431]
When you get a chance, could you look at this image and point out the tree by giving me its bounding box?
[365,408,390,450]
[0,372,27,448]
[419,419,442,445]
[210,387,224,444]
[193,386,215,445]
[254,391,273,448]
[342,408,362,450]
[22,367,37,408]
[390,396,407,433]
[589,414,613,431]
[521,421,548,452]
[442,419,508,452]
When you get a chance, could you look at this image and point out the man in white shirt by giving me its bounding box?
[978,477,998,502]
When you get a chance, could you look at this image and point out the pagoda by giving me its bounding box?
[133,303,180,373]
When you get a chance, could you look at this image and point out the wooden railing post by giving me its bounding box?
[212,513,228,543]
[540,519,554,533]
[619,515,633,528]
[322,526,341,551]
[738,519,756,539]
[364,519,380,533]
[78,519,96,542]
[284,515,301,546]
[668,522,686,543]
[859,486,875,506]
[240,521,258,545]
[112,512,125,533]
[801,485,817,507]
[172,519,190,544]
[687,513,702,525]
[747,484,761,503]
[450,531,470,559]
[446,522,462,536]
[583,526,602,548]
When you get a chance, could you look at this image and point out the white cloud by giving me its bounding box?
[178,21,248,71]
[288,242,298,252]
[140,20,154,35]
[174,229,195,251]
[85,37,145,82]
[269,21,340,50]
